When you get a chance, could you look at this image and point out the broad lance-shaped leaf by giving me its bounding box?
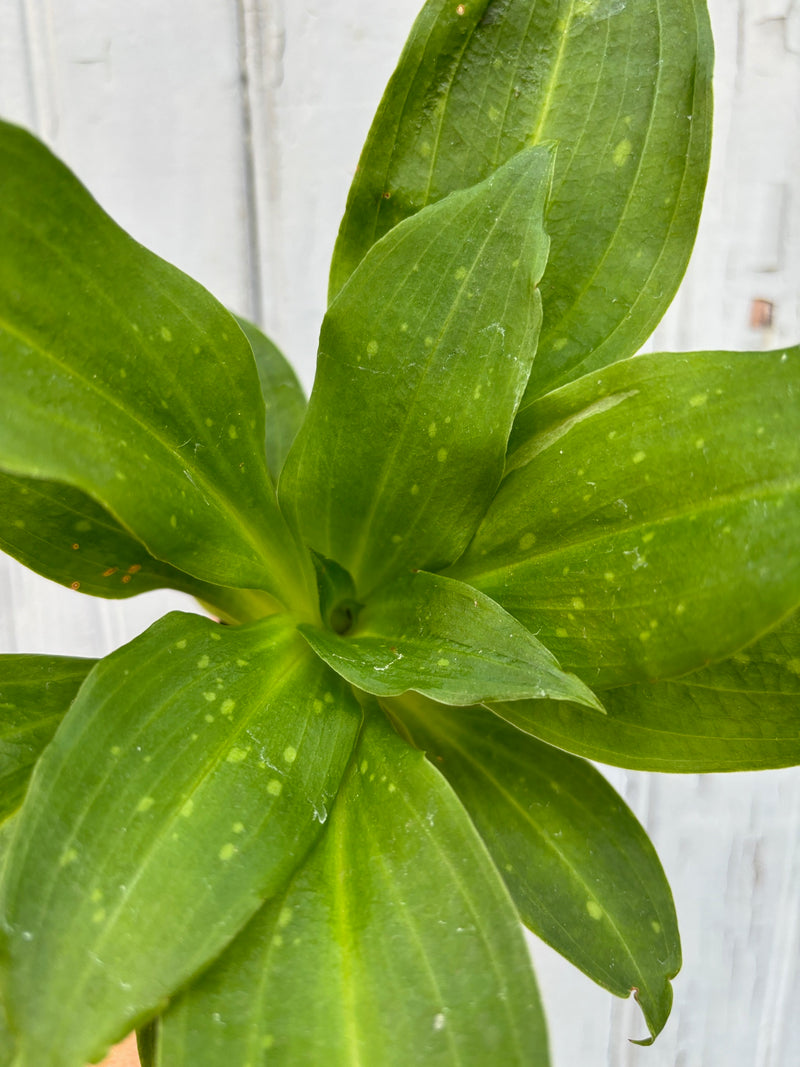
[0,471,281,623]
[281,145,553,596]
[0,121,314,610]
[391,694,680,1045]
[0,655,95,825]
[448,348,800,688]
[300,570,601,709]
[494,607,800,773]
[0,612,361,1067]
[329,0,712,402]
[150,708,550,1066]
[234,316,306,482]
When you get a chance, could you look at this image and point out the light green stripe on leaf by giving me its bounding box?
[392,695,679,1044]
[153,708,550,1066]
[329,0,712,401]
[281,145,553,595]
[0,612,360,1067]
[450,348,800,687]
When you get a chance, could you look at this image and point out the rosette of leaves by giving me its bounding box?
[0,1,798,1065]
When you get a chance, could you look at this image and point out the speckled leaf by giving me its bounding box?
[281,145,552,596]
[299,570,600,709]
[0,471,281,623]
[449,349,800,688]
[494,608,800,772]
[329,0,712,401]
[151,708,550,1066]
[393,694,679,1044]
[0,654,95,825]
[0,612,360,1067]
[234,316,306,482]
[0,121,313,610]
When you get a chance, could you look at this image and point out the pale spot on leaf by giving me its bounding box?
[586,900,603,920]
[613,138,632,167]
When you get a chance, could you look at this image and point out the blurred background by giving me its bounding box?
[1,2,799,1064]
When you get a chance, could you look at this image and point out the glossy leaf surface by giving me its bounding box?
[495,609,800,772]
[0,654,95,824]
[154,709,550,1066]
[234,316,306,482]
[0,121,312,608]
[393,695,679,1042]
[281,145,552,595]
[450,349,800,687]
[0,613,360,1067]
[0,471,281,623]
[300,570,600,709]
[330,0,712,400]
[0,471,212,600]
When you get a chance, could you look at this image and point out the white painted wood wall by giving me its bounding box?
[1,2,799,1065]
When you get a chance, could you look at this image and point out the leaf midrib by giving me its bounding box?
[465,475,800,583]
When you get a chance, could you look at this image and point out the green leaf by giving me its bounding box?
[449,348,800,688]
[299,570,601,709]
[329,0,712,401]
[152,707,550,1066]
[280,145,553,595]
[234,316,306,483]
[494,608,800,772]
[0,655,95,824]
[0,612,360,1067]
[137,1023,157,1067]
[0,121,313,610]
[0,471,282,623]
[392,694,680,1043]
[309,552,361,635]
